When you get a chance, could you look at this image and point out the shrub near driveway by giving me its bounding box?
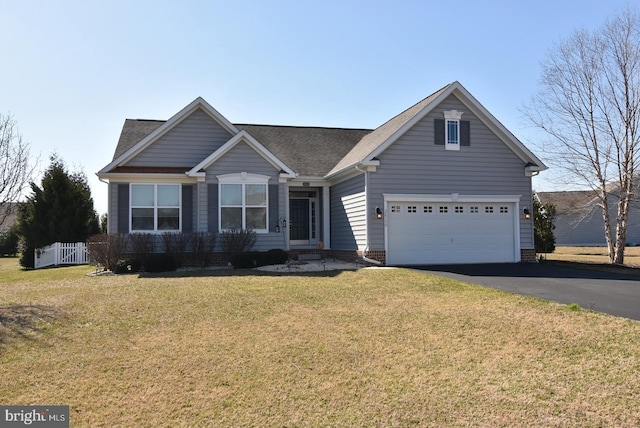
[1,259,640,427]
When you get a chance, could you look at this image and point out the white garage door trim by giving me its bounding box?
[383,194,522,265]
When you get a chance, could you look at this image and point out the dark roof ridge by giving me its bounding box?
[235,123,373,132]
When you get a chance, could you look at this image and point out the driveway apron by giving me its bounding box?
[412,263,640,321]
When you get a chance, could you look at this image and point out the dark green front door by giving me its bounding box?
[290,199,310,241]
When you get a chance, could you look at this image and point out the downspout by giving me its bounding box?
[97,176,110,233]
[356,165,383,266]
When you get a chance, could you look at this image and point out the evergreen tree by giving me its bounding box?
[0,223,19,256]
[18,155,99,268]
[533,198,556,255]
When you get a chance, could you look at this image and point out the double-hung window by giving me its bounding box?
[130,184,181,232]
[219,173,268,233]
[444,110,463,151]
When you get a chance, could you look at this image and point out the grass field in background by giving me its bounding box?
[1,257,639,426]
[543,245,640,266]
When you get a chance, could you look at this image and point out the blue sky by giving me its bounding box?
[1,0,633,214]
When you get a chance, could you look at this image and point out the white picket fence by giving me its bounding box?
[34,242,89,269]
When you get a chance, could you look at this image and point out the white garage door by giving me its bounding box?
[386,200,518,265]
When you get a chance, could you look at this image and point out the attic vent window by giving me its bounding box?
[444,110,463,151]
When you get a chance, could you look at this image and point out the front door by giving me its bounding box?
[290,199,310,243]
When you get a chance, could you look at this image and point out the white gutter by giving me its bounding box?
[355,165,383,266]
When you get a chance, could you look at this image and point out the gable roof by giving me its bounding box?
[99,82,546,179]
[328,83,451,176]
[103,119,372,177]
[327,81,547,177]
[111,119,165,160]
[188,130,297,178]
[98,97,238,175]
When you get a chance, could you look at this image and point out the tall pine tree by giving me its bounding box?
[18,155,99,267]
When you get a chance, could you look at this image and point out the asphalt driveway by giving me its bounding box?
[413,263,640,321]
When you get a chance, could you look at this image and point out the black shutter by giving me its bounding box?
[208,183,218,232]
[269,184,279,232]
[461,120,470,146]
[434,119,445,145]
[182,184,193,233]
[117,184,129,233]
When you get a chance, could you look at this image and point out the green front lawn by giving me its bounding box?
[1,258,639,427]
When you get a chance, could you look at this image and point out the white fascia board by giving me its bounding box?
[383,193,523,204]
[98,97,239,175]
[324,160,374,182]
[364,81,547,171]
[97,173,199,184]
[364,84,457,163]
[525,164,546,176]
[187,130,297,178]
[288,176,329,187]
[447,84,548,171]
[325,165,365,184]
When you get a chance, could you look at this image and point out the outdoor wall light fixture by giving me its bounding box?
[275,216,287,232]
[523,208,531,219]
[375,206,383,219]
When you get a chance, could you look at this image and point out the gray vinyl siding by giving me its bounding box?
[368,94,534,250]
[126,108,233,167]
[330,174,366,250]
[203,141,281,179]
[108,182,118,233]
[201,141,286,251]
[197,182,208,233]
[554,206,640,246]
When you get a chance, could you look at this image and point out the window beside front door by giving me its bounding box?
[218,173,269,233]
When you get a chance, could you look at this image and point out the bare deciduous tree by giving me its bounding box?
[0,113,33,228]
[526,8,640,264]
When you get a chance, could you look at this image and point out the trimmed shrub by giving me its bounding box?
[144,253,177,273]
[231,251,262,269]
[87,233,128,271]
[162,232,193,268]
[129,233,157,266]
[231,249,289,269]
[220,229,257,261]
[191,232,217,268]
[264,248,288,265]
[114,258,142,274]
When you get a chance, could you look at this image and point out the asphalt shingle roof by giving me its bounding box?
[536,191,599,214]
[328,83,452,175]
[112,119,165,160]
[236,124,371,176]
[110,120,372,177]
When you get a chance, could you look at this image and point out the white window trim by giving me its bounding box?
[130,183,182,233]
[217,173,270,234]
[444,110,463,151]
